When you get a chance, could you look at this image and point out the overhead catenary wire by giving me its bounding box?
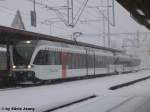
[0,5,71,33]
[0,1,109,33]
[75,0,107,33]
[0,3,100,33]
[0,1,149,38]
[0,4,149,38]
[75,0,100,19]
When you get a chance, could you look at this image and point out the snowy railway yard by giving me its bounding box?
[0,25,146,112]
[1,0,150,112]
[0,69,150,112]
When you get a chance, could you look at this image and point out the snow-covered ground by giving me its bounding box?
[0,69,150,112]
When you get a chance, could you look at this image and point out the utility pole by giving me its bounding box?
[28,0,88,27]
[102,12,106,47]
[136,30,140,48]
[107,0,110,47]
[67,0,74,27]
[31,0,37,27]
[112,0,115,26]
[34,0,35,12]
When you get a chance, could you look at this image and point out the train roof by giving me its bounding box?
[0,25,122,53]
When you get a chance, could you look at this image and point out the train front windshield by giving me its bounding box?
[13,41,37,66]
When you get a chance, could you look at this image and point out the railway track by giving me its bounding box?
[0,70,150,92]
[0,72,118,91]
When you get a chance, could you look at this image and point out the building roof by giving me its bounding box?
[0,25,122,53]
[116,0,150,30]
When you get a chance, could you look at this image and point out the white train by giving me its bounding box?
[9,40,140,83]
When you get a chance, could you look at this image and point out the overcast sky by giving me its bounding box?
[0,0,149,48]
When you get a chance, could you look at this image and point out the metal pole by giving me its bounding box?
[49,22,53,35]
[102,14,106,47]
[112,0,115,26]
[86,49,88,75]
[67,0,74,26]
[107,0,110,47]
[137,30,140,48]
[67,0,69,24]
[34,0,36,11]
[94,52,95,75]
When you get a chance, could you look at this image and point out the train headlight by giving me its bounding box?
[27,65,32,69]
[12,65,16,69]
[26,41,31,44]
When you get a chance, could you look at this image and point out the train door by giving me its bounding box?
[67,52,87,78]
[61,52,67,78]
[87,51,95,76]
[33,50,62,80]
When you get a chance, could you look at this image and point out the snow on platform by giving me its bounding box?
[0,69,150,112]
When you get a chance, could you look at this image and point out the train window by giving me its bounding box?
[34,51,86,69]
[33,50,61,65]
[33,50,45,65]
[73,54,76,69]
[87,55,94,68]
[95,55,107,68]
[102,56,107,67]
[50,51,55,65]
[82,54,86,68]
[68,53,86,69]
[56,52,61,65]
[68,53,71,69]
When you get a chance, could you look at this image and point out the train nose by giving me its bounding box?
[12,71,36,83]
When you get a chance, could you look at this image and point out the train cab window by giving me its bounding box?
[33,50,48,65]
[13,41,36,66]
